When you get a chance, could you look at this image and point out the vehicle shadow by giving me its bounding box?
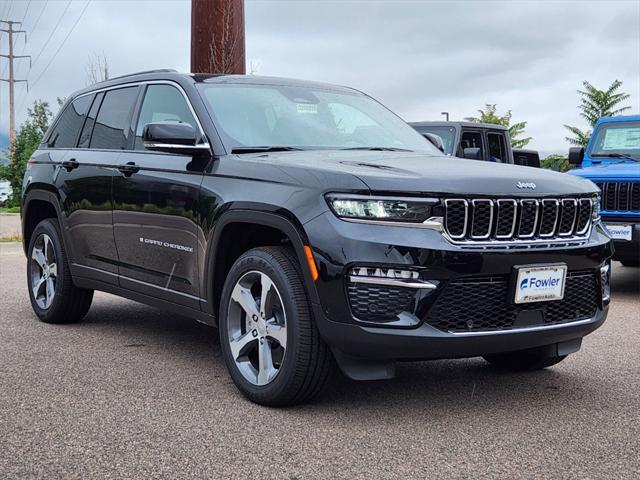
[81,295,609,415]
[611,262,640,297]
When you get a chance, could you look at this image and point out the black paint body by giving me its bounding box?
[22,72,613,368]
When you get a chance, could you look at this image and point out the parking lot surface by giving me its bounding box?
[1,241,638,479]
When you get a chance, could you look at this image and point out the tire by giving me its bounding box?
[483,346,567,371]
[620,258,639,267]
[27,219,94,324]
[219,246,332,406]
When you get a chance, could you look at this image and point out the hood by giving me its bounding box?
[247,150,597,196]
[569,161,640,180]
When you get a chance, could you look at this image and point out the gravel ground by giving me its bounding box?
[0,241,638,479]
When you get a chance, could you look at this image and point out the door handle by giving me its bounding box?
[118,162,140,177]
[61,159,79,172]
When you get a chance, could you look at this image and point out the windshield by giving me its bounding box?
[413,126,456,155]
[589,121,640,159]
[197,83,441,154]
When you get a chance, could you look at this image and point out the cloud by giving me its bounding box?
[1,0,638,154]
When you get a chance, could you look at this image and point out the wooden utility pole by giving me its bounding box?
[1,20,30,152]
[191,0,245,74]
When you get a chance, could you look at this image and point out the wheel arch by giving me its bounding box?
[203,209,320,320]
[21,188,66,256]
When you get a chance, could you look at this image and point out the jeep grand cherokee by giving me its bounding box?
[21,70,613,405]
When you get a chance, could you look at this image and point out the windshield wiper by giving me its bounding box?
[591,153,639,162]
[339,146,414,152]
[231,146,305,154]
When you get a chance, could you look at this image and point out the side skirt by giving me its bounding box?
[73,275,217,326]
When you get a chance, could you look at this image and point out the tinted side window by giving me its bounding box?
[90,87,138,150]
[460,131,484,159]
[134,84,198,150]
[47,95,93,148]
[487,132,506,162]
[78,92,104,149]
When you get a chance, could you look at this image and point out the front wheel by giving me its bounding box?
[219,247,332,406]
[483,346,567,371]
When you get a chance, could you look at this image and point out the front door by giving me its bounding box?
[112,83,205,309]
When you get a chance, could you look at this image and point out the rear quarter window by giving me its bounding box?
[90,86,139,150]
[46,95,93,148]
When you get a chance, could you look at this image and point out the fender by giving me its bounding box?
[201,209,321,319]
[21,187,69,257]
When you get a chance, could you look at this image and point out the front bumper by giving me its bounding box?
[601,220,639,262]
[305,212,613,364]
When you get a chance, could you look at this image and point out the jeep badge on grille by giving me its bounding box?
[517,181,537,189]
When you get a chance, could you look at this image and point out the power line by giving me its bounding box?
[27,0,49,38]
[30,0,72,68]
[29,1,92,92]
[20,0,33,24]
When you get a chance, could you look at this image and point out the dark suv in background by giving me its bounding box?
[22,70,613,405]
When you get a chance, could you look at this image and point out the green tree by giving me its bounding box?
[564,80,631,146]
[465,104,532,148]
[0,100,53,207]
[541,154,572,173]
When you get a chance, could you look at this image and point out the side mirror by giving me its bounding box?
[423,133,445,153]
[463,147,481,160]
[568,147,585,165]
[513,149,541,168]
[142,122,210,156]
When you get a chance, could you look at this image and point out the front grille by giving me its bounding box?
[347,283,415,321]
[595,182,640,212]
[426,271,598,333]
[444,197,594,243]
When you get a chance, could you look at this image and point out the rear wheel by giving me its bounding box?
[483,346,567,371]
[219,246,332,406]
[27,219,93,324]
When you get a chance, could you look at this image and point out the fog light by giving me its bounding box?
[600,262,611,303]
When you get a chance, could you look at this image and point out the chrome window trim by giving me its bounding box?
[444,199,469,239]
[517,198,539,238]
[539,199,559,238]
[73,80,210,152]
[558,198,578,236]
[495,199,517,239]
[470,199,494,239]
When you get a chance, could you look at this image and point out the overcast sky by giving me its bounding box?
[1,0,639,154]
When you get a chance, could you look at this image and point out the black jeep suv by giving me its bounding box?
[22,70,613,405]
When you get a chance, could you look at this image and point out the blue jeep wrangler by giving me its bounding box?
[568,115,640,266]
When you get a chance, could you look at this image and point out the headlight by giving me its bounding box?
[326,194,442,226]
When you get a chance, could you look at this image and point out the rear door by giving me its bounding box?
[112,83,206,309]
[486,130,509,163]
[46,92,122,285]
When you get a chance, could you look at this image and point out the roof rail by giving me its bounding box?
[98,68,179,83]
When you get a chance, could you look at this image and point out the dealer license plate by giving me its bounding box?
[514,264,567,304]
[604,224,633,241]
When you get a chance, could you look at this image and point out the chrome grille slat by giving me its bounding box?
[539,199,559,238]
[495,199,517,239]
[443,196,594,244]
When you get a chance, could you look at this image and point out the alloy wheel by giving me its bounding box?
[226,270,288,386]
[30,233,57,310]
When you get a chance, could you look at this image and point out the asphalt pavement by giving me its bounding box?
[1,241,638,479]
